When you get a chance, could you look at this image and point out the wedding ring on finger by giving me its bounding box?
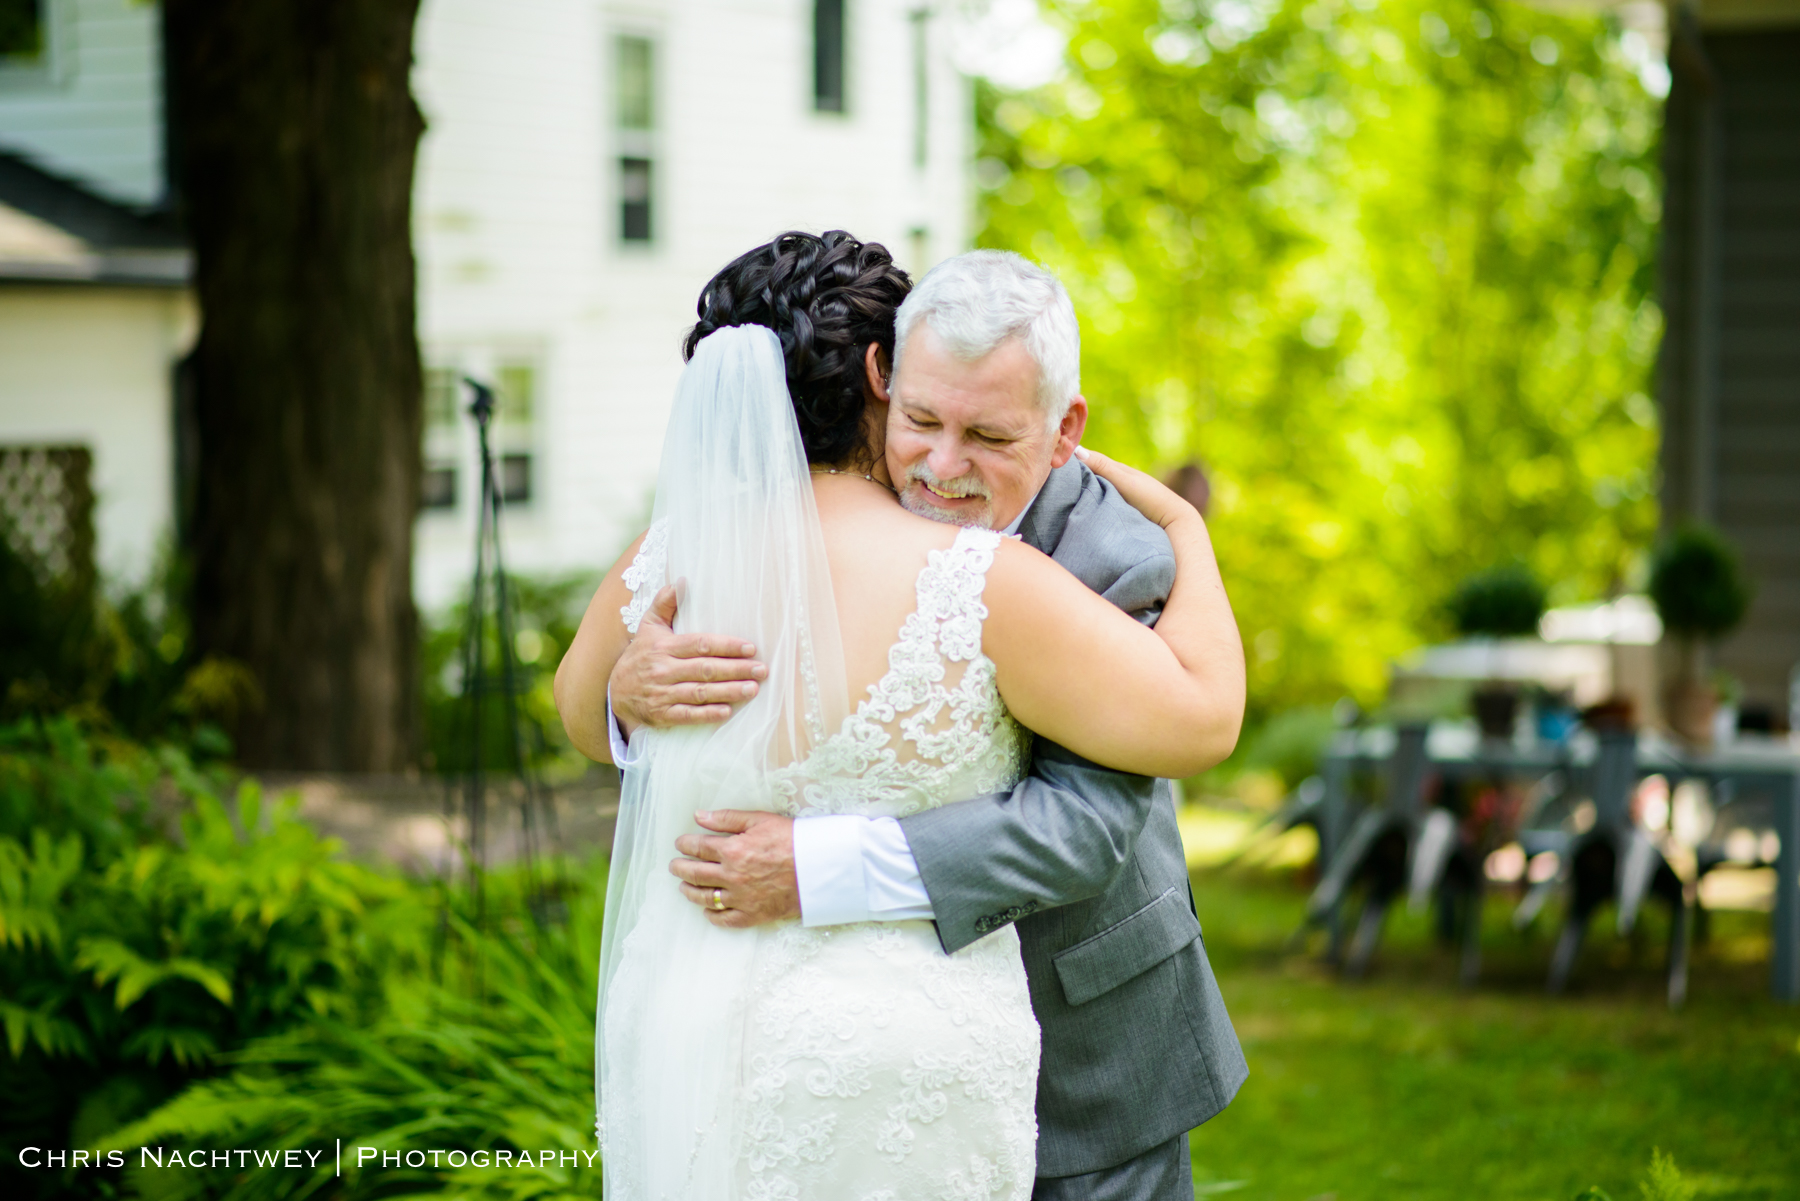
[711,887,727,911]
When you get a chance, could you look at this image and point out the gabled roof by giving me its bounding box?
[0,152,189,286]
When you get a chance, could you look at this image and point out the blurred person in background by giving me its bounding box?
[556,235,1246,1200]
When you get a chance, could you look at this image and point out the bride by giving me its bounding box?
[558,232,1241,1200]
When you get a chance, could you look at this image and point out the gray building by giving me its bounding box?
[1657,0,1800,718]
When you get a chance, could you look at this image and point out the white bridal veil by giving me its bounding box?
[596,325,849,1198]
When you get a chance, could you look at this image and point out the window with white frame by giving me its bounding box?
[492,361,537,507]
[0,0,61,87]
[419,356,541,513]
[814,0,846,113]
[0,0,43,63]
[421,367,461,511]
[909,7,928,166]
[616,34,655,243]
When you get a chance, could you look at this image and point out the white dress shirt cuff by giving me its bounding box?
[606,684,640,768]
[794,815,936,926]
[794,815,870,926]
[859,816,936,920]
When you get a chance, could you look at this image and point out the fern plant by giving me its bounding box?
[0,719,429,1201]
[1572,1149,1696,1201]
[1637,1149,1696,1201]
[106,883,605,1201]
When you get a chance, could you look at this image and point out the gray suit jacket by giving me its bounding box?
[898,458,1248,1179]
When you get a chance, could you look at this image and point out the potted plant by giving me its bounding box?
[1649,525,1752,747]
[1448,565,1547,740]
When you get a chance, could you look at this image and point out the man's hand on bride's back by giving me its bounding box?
[611,586,768,735]
[669,811,802,927]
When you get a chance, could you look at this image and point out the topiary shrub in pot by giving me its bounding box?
[1649,524,1752,747]
[1448,565,1547,740]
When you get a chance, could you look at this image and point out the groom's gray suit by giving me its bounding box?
[899,457,1248,1185]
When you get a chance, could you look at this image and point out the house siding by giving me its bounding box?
[0,0,165,208]
[1658,25,1800,709]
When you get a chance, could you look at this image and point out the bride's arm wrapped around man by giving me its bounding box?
[979,446,1242,781]
[554,447,1242,784]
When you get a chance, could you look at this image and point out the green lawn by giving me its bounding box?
[1185,867,1800,1200]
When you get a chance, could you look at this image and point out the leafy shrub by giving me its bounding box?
[1448,565,1547,639]
[107,875,604,1201]
[1648,525,1751,641]
[0,533,103,717]
[0,540,252,755]
[0,719,428,1200]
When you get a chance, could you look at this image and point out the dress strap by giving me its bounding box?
[912,526,1003,665]
[619,517,670,633]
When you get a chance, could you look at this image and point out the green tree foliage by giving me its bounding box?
[977,0,1661,710]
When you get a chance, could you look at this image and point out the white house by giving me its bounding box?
[410,0,972,605]
[0,0,973,605]
[0,0,189,585]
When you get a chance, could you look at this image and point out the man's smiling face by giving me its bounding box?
[884,322,1087,531]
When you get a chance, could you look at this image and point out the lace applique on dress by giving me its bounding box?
[769,526,1029,819]
[620,517,670,633]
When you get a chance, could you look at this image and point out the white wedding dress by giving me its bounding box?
[731,525,1037,1200]
[596,326,1039,1201]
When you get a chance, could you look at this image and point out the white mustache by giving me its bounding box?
[906,463,992,502]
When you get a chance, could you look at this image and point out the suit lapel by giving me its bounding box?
[1016,460,1086,557]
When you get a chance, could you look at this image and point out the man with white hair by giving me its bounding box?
[616,249,1246,1199]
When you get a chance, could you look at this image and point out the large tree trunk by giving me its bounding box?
[165,1,424,770]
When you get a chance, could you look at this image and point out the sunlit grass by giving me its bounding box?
[1186,868,1800,1200]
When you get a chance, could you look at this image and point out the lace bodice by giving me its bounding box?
[608,524,1038,1201]
[770,525,1029,819]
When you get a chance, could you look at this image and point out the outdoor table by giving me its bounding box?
[1317,725,1800,1001]
[1636,738,1800,1001]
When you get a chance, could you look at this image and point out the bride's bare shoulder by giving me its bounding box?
[818,490,962,556]
[983,535,1099,622]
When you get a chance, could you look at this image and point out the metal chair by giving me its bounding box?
[1302,723,1443,977]
[1541,730,1691,1006]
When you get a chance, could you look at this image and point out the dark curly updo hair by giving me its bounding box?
[684,230,912,466]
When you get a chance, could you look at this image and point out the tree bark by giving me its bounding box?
[165,0,424,770]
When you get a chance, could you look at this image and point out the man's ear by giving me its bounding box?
[864,343,892,403]
[1048,396,1089,469]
